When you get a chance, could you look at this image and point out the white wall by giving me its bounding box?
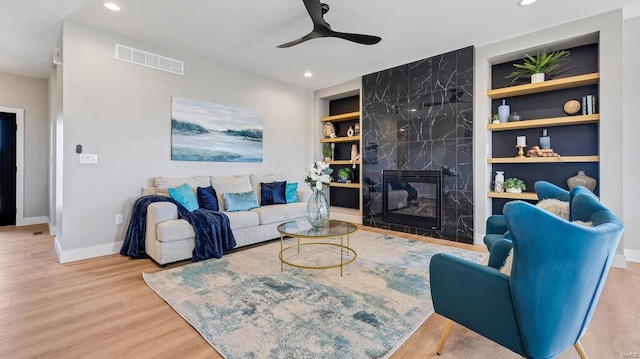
[623,15,640,261]
[0,72,49,221]
[57,21,312,262]
[474,11,627,266]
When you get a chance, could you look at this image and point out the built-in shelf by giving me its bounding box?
[320,111,360,123]
[488,191,538,200]
[320,135,361,143]
[487,155,599,164]
[487,114,599,131]
[486,73,600,99]
[325,160,360,165]
[330,182,360,189]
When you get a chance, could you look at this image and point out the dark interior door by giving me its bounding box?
[0,112,16,226]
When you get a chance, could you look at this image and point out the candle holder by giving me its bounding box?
[516,145,526,158]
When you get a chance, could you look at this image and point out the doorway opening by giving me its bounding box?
[0,107,24,226]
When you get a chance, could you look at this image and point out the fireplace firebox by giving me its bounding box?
[382,170,442,230]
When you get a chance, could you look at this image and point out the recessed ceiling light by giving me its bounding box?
[518,0,537,6]
[104,2,121,11]
[304,71,313,78]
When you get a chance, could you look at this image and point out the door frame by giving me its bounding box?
[0,107,24,226]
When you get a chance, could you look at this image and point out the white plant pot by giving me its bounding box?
[505,187,522,194]
[531,73,545,83]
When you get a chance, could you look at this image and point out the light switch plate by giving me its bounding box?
[79,154,98,164]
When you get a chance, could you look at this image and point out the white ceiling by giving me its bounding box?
[3,0,640,90]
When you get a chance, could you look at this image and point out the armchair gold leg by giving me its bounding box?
[574,341,588,359]
[436,319,453,355]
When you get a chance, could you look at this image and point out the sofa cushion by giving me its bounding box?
[223,210,260,230]
[211,175,252,211]
[224,191,259,212]
[155,176,210,197]
[197,186,219,211]
[168,183,199,212]
[286,182,298,203]
[250,174,283,204]
[261,181,287,206]
[157,219,195,243]
[251,202,307,225]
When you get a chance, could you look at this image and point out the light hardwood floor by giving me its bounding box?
[0,224,638,358]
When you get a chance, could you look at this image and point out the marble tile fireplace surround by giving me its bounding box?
[361,46,474,243]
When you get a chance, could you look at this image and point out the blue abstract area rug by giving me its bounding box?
[143,230,486,358]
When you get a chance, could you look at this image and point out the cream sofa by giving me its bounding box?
[141,174,311,265]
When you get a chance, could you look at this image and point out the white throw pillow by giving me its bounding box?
[211,175,252,211]
[536,198,569,220]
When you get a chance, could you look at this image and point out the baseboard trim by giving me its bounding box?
[55,240,124,264]
[22,216,48,225]
[624,249,640,263]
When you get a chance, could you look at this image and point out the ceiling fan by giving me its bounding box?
[277,0,382,48]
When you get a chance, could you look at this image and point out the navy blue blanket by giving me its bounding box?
[120,195,236,262]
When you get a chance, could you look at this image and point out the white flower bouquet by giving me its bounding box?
[303,161,333,191]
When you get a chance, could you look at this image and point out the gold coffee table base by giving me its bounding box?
[279,241,357,276]
[277,220,358,276]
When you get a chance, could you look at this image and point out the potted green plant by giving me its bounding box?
[504,178,526,193]
[337,167,354,183]
[322,143,332,162]
[506,48,570,84]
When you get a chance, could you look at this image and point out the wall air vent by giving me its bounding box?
[115,44,184,75]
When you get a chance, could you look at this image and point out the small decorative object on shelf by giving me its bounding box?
[337,167,354,183]
[527,145,559,157]
[564,99,581,115]
[539,129,551,149]
[491,114,500,124]
[498,100,510,123]
[346,126,354,137]
[330,143,335,161]
[516,136,527,158]
[323,122,337,138]
[508,112,521,122]
[504,178,526,194]
[322,143,332,162]
[354,122,360,135]
[567,170,596,191]
[303,161,333,227]
[495,171,505,193]
[581,94,598,115]
[505,48,570,84]
[350,144,360,168]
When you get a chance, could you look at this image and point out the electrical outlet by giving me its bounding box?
[115,214,123,225]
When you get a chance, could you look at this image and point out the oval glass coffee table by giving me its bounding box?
[277,220,357,276]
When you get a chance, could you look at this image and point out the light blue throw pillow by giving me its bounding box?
[286,182,298,203]
[167,183,199,212]
[224,191,259,212]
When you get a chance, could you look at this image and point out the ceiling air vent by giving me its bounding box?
[115,44,184,75]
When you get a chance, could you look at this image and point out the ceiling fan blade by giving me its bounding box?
[329,31,382,45]
[276,32,320,48]
[303,0,328,30]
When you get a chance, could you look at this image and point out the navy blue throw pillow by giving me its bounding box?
[197,186,219,211]
[261,181,287,206]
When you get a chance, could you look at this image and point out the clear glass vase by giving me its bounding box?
[307,189,330,228]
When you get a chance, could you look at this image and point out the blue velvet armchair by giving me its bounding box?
[484,181,590,269]
[430,192,623,358]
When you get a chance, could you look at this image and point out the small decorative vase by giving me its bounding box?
[498,100,510,123]
[531,73,545,83]
[307,189,330,228]
[508,112,521,122]
[494,171,505,193]
[567,171,597,191]
[505,187,522,194]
